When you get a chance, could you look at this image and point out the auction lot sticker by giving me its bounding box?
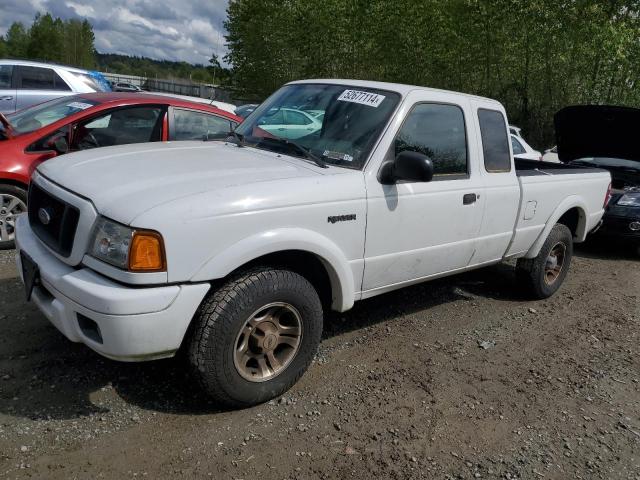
[338,90,386,107]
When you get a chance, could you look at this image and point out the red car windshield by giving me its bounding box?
[7,96,99,135]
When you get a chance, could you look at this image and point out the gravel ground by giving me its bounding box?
[0,240,638,479]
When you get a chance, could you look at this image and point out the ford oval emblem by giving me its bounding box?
[38,207,52,225]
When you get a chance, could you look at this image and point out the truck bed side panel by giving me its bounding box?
[507,171,609,257]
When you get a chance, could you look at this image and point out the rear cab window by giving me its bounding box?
[478,108,511,172]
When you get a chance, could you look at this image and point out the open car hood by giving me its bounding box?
[554,105,640,163]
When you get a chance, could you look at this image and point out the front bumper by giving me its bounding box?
[596,212,640,240]
[15,215,210,361]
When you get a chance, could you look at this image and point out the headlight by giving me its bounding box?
[617,192,640,207]
[89,217,166,272]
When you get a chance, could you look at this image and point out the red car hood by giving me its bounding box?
[554,105,640,163]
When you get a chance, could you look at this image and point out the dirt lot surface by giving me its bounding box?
[0,240,638,480]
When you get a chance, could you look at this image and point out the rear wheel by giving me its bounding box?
[516,223,573,299]
[0,185,27,250]
[188,267,323,407]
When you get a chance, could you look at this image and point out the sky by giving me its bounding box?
[0,0,230,65]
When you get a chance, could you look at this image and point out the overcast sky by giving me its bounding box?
[0,0,230,65]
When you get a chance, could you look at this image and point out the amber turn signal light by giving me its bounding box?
[128,231,166,272]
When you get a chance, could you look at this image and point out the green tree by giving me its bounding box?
[224,0,640,147]
[63,19,96,68]
[27,13,65,62]
[4,22,30,58]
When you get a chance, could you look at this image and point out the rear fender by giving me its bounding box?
[524,196,587,258]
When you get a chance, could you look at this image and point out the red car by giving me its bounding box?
[0,92,242,247]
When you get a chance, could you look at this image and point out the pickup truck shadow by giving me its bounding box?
[574,237,639,261]
[0,262,523,420]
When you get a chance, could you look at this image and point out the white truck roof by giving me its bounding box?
[289,78,504,105]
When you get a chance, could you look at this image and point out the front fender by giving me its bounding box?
[190,228,356,312]
[524,196,587,259]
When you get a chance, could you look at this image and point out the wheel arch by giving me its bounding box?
[524,197,587,259]
[190,228,357,312]
[0,177,29,192]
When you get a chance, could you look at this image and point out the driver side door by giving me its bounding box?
[363,98,485,294]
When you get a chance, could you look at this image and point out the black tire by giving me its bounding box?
[516,223,573,299]
[188,267,323,408]
[0,184,28,250]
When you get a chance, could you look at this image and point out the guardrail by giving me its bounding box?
[100,72,233,102]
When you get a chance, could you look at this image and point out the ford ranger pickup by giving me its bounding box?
[14,80,611,406]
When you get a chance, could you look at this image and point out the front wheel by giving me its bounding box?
[188,267,323,407]
[516,223,573,299]
[0,184,28,250]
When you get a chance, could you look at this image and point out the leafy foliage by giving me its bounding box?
[224,0,640,147]
[0,13,96,69]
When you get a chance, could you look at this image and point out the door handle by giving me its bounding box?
[0,96,13,101]
[463,193,477,205]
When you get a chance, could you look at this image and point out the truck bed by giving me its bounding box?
[515,158,604,176]
[505,158,611,259]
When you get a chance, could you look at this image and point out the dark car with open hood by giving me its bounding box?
[555,105,640,251]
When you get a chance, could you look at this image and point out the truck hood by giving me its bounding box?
[554,105,640,163]
[37,141,323,224]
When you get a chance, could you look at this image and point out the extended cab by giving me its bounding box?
[14,80,611,407]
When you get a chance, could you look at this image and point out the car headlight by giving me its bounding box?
[89,217,166,272]
[617,192,640,207]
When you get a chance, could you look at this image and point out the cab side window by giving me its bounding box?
[478,109,511,172]
[72,106,163,150]
[394,103,468,177]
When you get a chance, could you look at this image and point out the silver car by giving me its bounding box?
[0,59,110,114]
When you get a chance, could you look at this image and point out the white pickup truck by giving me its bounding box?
[14,80,611,407]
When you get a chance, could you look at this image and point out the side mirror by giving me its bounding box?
[379,151,434,184]
[46,133,69,154]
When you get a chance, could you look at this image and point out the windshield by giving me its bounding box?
[235,83,400,169]
[7,96,99,134]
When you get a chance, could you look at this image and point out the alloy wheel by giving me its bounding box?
[0,194,27,243]
[233,302,303,382]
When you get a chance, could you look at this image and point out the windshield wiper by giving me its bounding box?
[225,130,245,147]
[257,137,328,169]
